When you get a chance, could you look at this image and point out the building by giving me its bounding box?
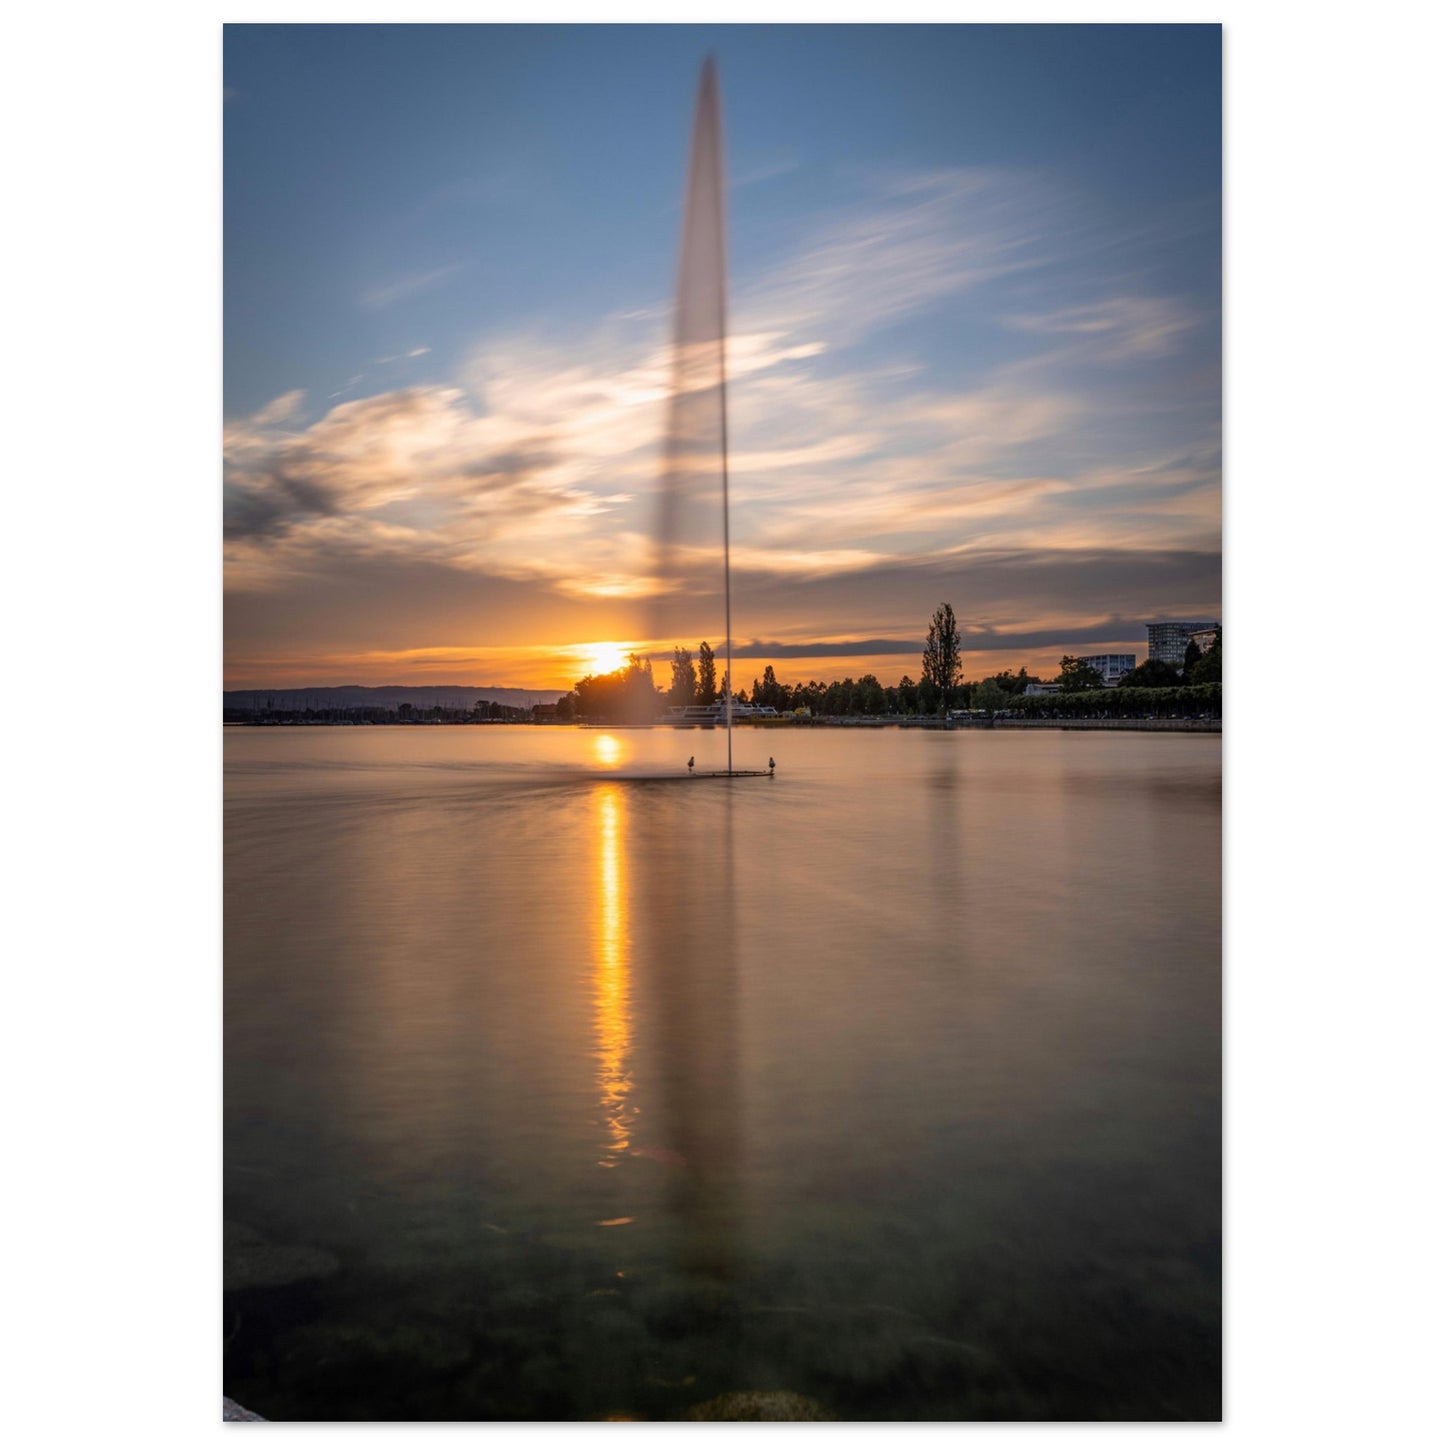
[1077,653,1136,687]
[1022,682,1062,696]
[1146,620,1219,669]
[1188,625,1220,655]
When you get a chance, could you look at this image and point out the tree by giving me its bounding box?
[1190,628,1222,685]
[972,677,1008,713]
[667,646,697,708]
[857,674,886,715]
[1182,640,1202,680]
[795,679,824,715]
[574,655,663,723]
[822,678,853,716]
[696,641,718,706]
[921,602,962,712]
[1119,658,1182,689]
[1057,656,1106,692]
[753,664,787,711]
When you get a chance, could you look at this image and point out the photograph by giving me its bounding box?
[223,22,1222,1422]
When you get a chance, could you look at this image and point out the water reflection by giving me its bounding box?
[592,785,635,1165]
[639,786,743,1280]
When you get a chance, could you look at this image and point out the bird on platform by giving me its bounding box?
[768,756,776,774]
[688,755,695,773]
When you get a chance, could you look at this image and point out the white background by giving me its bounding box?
[3,2,1441,1440]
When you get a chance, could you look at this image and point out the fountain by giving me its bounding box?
[653,57,769,780]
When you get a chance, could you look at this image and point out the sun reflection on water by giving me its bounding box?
[592,784,635,1164]
[592,733,622,767]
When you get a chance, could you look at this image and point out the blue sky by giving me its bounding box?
[224,24,1220,689]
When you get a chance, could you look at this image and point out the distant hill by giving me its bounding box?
[225,684,566,710]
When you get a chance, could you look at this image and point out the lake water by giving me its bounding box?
[224,724,1221,1421]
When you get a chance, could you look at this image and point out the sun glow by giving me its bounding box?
[585,642,631,676]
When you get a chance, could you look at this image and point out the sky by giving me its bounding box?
[223,23,1221,692]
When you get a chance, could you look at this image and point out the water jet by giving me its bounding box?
[654,57,769,781]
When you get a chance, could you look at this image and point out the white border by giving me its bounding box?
[5,4,1441,1441]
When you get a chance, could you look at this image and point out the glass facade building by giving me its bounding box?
[1147,621,1218,668]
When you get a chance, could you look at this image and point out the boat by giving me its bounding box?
[663,702,780,725]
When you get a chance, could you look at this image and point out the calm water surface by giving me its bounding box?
[224,725,1221,1420]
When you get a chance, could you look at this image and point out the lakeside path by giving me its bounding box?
[992,718,1220,732]
[645,718,1222,732]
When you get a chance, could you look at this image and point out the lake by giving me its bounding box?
[223,724,1221,1421]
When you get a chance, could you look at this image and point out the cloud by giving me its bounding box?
[224,386,574,559]
[738,168,1054,346]
[1004,296,1196,360]
[361,264,463,310]
[371,346,432,365]
[228,163,1219,682]
[731,154,801,188]
[228,298,1212,607]
[726,616,1159,662]
[250,389,305,426]
[731,637,921,659]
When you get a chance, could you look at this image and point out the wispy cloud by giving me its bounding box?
[1004,296,1195,360]
[740,168,1054,346]
[731,154,801,188]
[372,345,432,365]
[361,264,463,310]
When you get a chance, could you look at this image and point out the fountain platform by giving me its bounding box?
[605,769,773,782]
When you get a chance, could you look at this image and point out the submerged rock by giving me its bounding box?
[279,1318,473,1373]
[224,1221,340,1292]
[686,1391,835,1421]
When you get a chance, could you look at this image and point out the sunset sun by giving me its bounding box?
[585,642,630,677]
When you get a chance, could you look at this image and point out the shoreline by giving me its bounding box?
[225,717,1220,733]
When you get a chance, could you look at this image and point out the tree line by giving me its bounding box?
[1002,682,1221,720]
[561,606,1221,723]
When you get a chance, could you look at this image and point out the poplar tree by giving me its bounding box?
[668,646,698,708]
[696,641,718,706]
[921,603,962,712]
